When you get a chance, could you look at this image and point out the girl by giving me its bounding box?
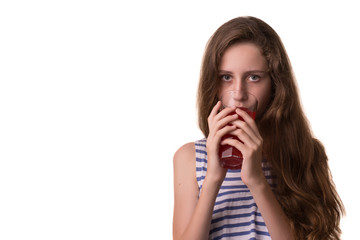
[173,16,344,240]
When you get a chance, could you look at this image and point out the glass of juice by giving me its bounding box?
[219,91,258,169]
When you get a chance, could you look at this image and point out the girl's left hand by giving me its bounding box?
[220,108,267,189]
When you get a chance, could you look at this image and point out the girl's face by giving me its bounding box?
[218,42,272,118]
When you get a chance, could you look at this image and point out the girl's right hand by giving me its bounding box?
[206,101,238,184]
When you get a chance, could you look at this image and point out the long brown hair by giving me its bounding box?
[197,16,345,239]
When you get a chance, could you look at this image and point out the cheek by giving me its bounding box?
[257,95,270,116]
[255,84,272,116]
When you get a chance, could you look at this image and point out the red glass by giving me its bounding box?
[219,107,256,169]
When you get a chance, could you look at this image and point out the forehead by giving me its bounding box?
[219,43,267,71]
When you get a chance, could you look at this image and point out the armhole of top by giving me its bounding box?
[194,139,207,192]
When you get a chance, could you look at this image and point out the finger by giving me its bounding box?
[213,106,237,122]
[208,101,222,121]
[230,120,260,145]
[208,105,237,131]
[221,137,244,152]
[235,108,260,135]
[228,128,258,148]
[235,108,256,123]
[215,124,237,140]
[213,112,238,132]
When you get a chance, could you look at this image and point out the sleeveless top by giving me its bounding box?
[195,138,275,240]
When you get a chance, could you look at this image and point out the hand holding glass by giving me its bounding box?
[219,91,258,169]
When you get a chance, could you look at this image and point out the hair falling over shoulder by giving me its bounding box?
[197,16,345,239]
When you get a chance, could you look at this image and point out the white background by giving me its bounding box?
[1,0,359,239]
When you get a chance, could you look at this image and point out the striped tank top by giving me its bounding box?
[195,138,275,240]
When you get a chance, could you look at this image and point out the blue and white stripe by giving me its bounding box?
[195,138,275,240]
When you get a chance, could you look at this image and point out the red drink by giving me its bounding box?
[219,107,256,169]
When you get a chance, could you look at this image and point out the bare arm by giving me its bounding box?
[173,102,238,239]
[172,142,223,240]
[249,178,295,240]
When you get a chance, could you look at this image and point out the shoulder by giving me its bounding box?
[173,142,197,184]
[173,142,196,167]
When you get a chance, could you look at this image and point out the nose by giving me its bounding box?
[232,91,247,102]
[233,81,248,101]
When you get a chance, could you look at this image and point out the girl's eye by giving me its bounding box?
[249,75,260,82]
[221,74,232,81]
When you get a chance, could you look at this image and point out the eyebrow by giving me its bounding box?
[218,69,268,75]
